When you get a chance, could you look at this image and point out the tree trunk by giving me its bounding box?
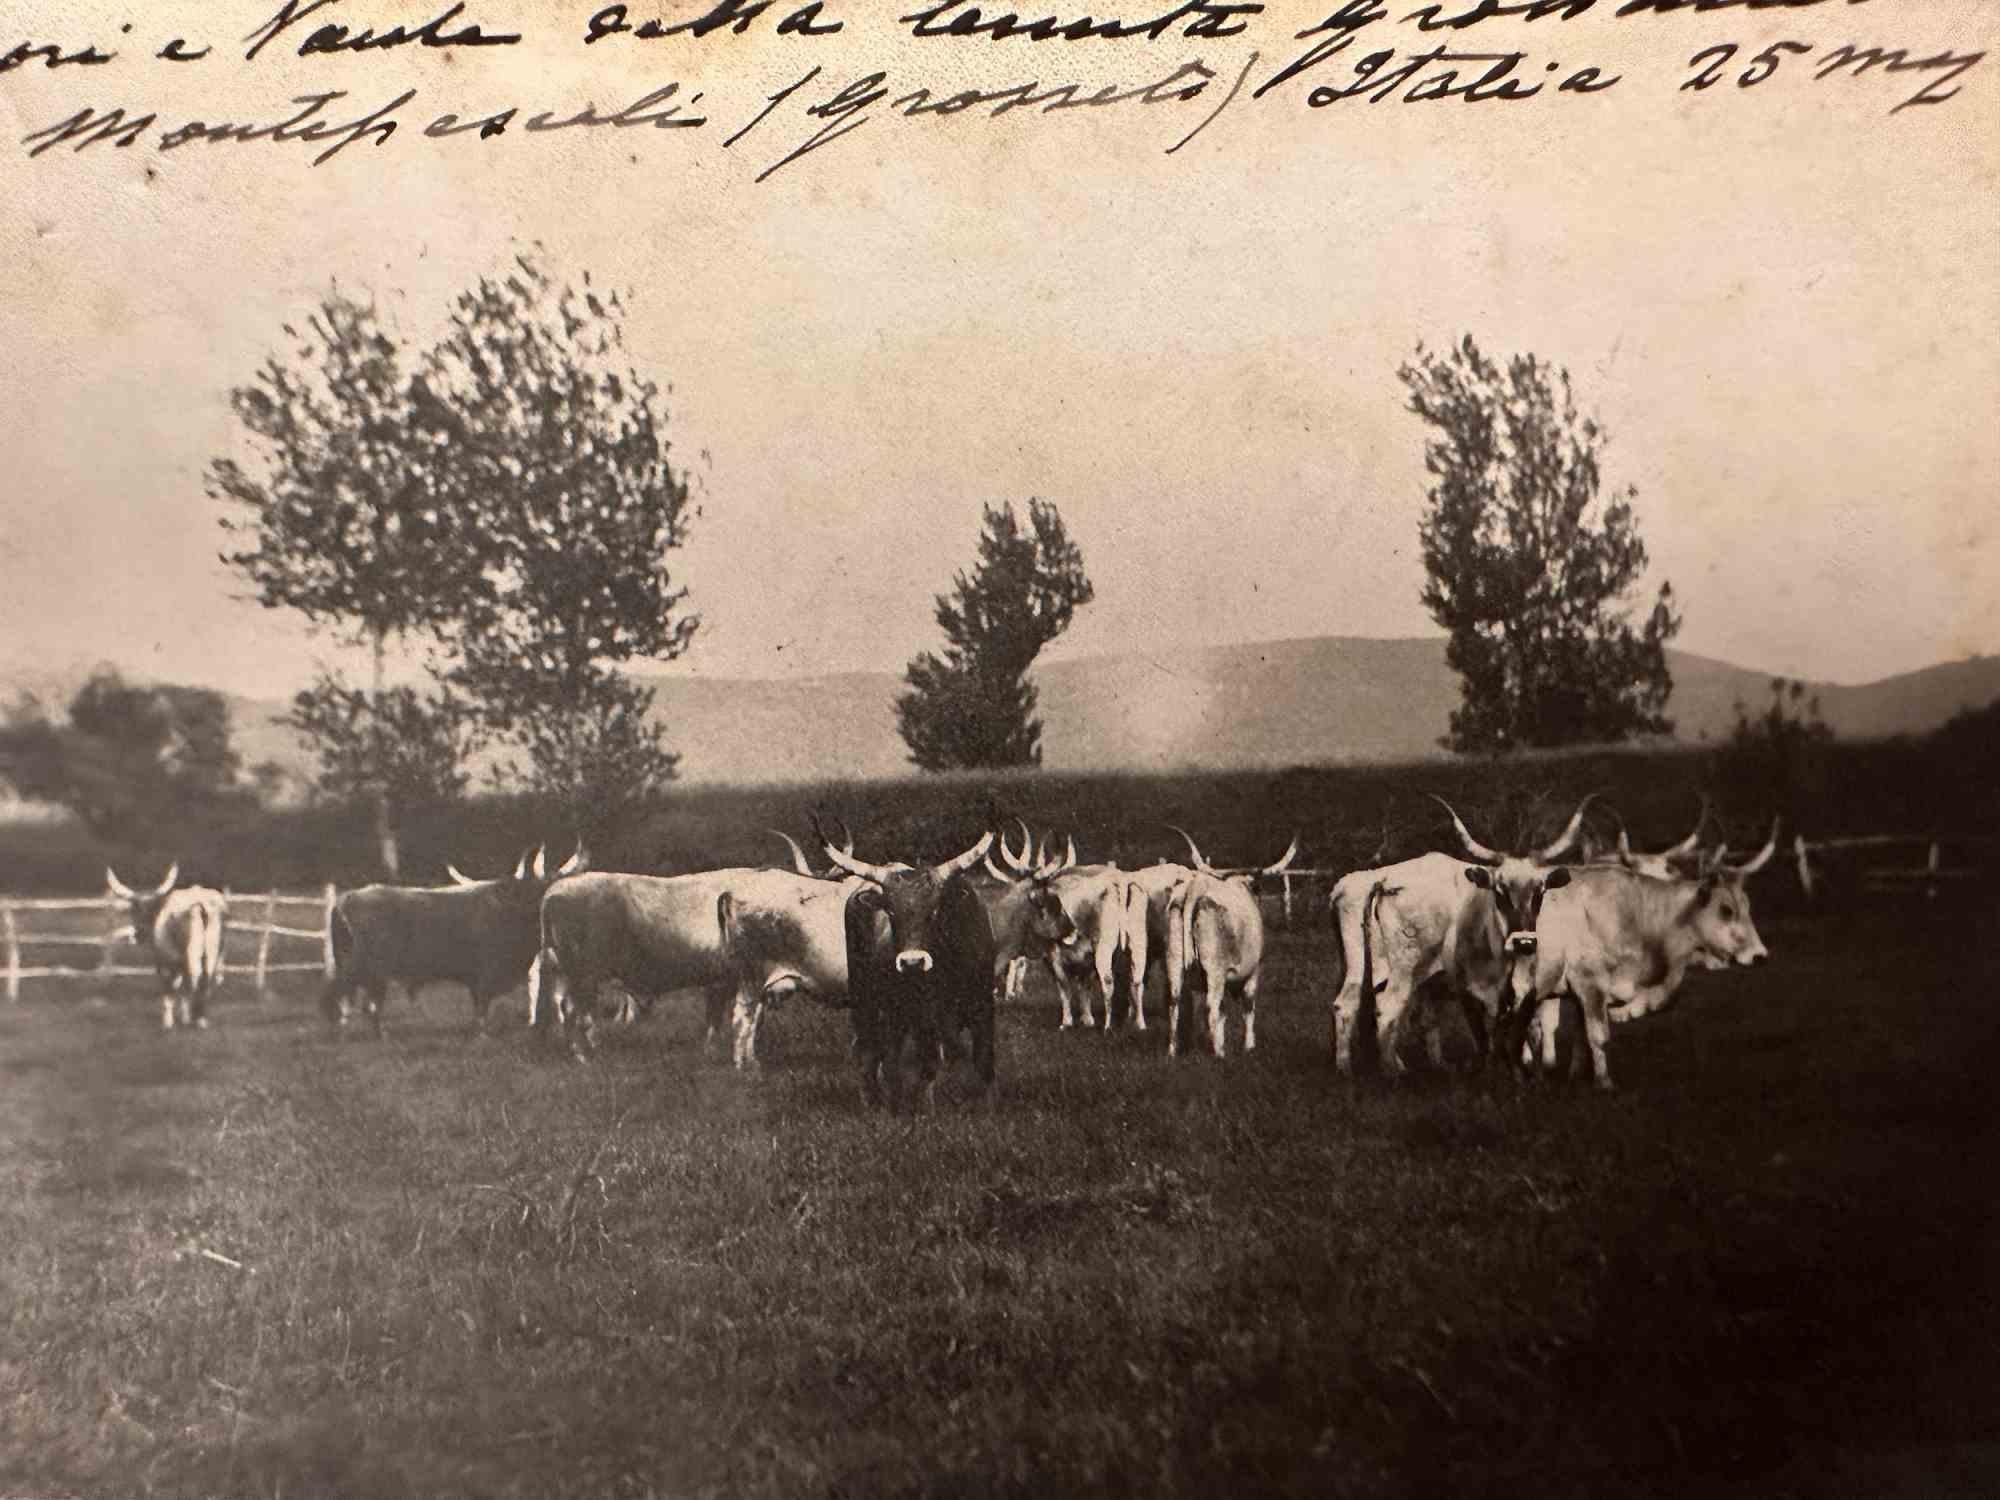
[371,630,401,878]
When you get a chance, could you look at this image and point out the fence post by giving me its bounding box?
[102,895,122,975]
[3,902,18,1003]
[1281,873,1294,930]
[1793,835,1816,903]
[255,893,277,995]
[1926,841,1940,902]
[323,883,338,979]
[218,887,231,979]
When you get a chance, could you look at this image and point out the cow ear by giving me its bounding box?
[1464,866,1492,889]
[1544,866,1571,890]
[850,886,886,918]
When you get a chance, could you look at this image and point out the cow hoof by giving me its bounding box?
[196,1018,210,1031]
[1593,1076,1617,1094]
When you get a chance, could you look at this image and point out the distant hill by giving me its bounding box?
[11,640,2000,791]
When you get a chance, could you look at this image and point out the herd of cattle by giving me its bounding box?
[103,794,1781,1107]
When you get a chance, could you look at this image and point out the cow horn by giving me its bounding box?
[831,816,856,857]
[1664,797,1709,858]
[1062,834,1078,871]
[1261,831,1301,874]
[557,840,587,877]
[445,863,479,887]
[1532,794,1596,863]
[768,830,815,877]
[1700,844,1731,878]
[933,830,996,882]
[532,845,548,880]
[997,819,1034,875]
[814,812,897,885]
[1165,824,1216,875]
[1734,818,1780,875]
[155,863,179,896]
[1428,796,1503,866]
[105,866,135,899]
[513,848,532,880]
[1615,826,1638,865]
[982,854,1019,884]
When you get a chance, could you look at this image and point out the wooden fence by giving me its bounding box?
[1,886,337,1001]
[1792,835,1994,902]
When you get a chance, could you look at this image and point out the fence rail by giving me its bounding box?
[1,885,337,1000]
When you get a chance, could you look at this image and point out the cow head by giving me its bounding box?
[820,826,995,975]
[1432,795,1591,966]
[1681,820,1779,969]
[980,820,1080,946]
[106,862,179,938]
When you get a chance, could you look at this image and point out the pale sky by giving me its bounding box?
[2,0,1994,701]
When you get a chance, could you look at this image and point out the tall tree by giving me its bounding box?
[0,669,247,844]
[211,286,485,874]
[896,499,1094,772]
[419,250,699,833]
[1401,336,1681,753]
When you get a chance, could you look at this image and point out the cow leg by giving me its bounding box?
[729,983,766,1072]
[969,995,998,1110]
[364,980,388,1038]
[909,1007,942,1114]
[1205,967,1228,1058]
[160,978,177,1031]
[190,977,211,1030]
[1374,979,1416,1078]
[1048,955,1078,1030]
[1164,951,1185,1059]
[1125,903,1149,1032]
[1574,985,1615,1091]
[1241,971,1259,1053]
[1094,945,1120,1033]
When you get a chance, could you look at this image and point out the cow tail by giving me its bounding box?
[1360,880,1391,1004]
[1177,879,1199,982]
[717,891,739,956]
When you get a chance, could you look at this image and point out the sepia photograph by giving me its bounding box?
[1,1,1996,1495]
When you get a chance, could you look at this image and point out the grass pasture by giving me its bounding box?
[2,903,1997,1499]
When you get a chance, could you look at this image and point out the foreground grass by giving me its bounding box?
[2,907,1996,1499]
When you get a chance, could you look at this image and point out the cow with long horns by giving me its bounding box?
[1327,796,1590,1077]
[818,823,999,1111]
[1155,828,1295,1057]
[976,821,1086,1007]
[107,863,225,1030]
[1512,822,1780,1089]
[1001,829,1138,1031]
[322,842,587,1035]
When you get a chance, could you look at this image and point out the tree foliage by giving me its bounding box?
[896,499,1094,772]
[1402,336,1680,753]
[287,676,482,816]
[210,287,484,873]
[0,669,248,845]
[211,254,700,848]
[420,251,699,829]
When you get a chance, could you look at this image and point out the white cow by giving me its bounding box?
[1327,796,1590,1077]
[1513,824,1779,1090]
[107,863,226,1030]
[1522,823,1780,1084]
[1155,828,1295,1058]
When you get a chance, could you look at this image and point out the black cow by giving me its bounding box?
[321,842,587,1035]
[820,822,999,1112]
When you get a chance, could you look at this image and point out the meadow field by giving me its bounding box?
[3,889,1995,1499]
